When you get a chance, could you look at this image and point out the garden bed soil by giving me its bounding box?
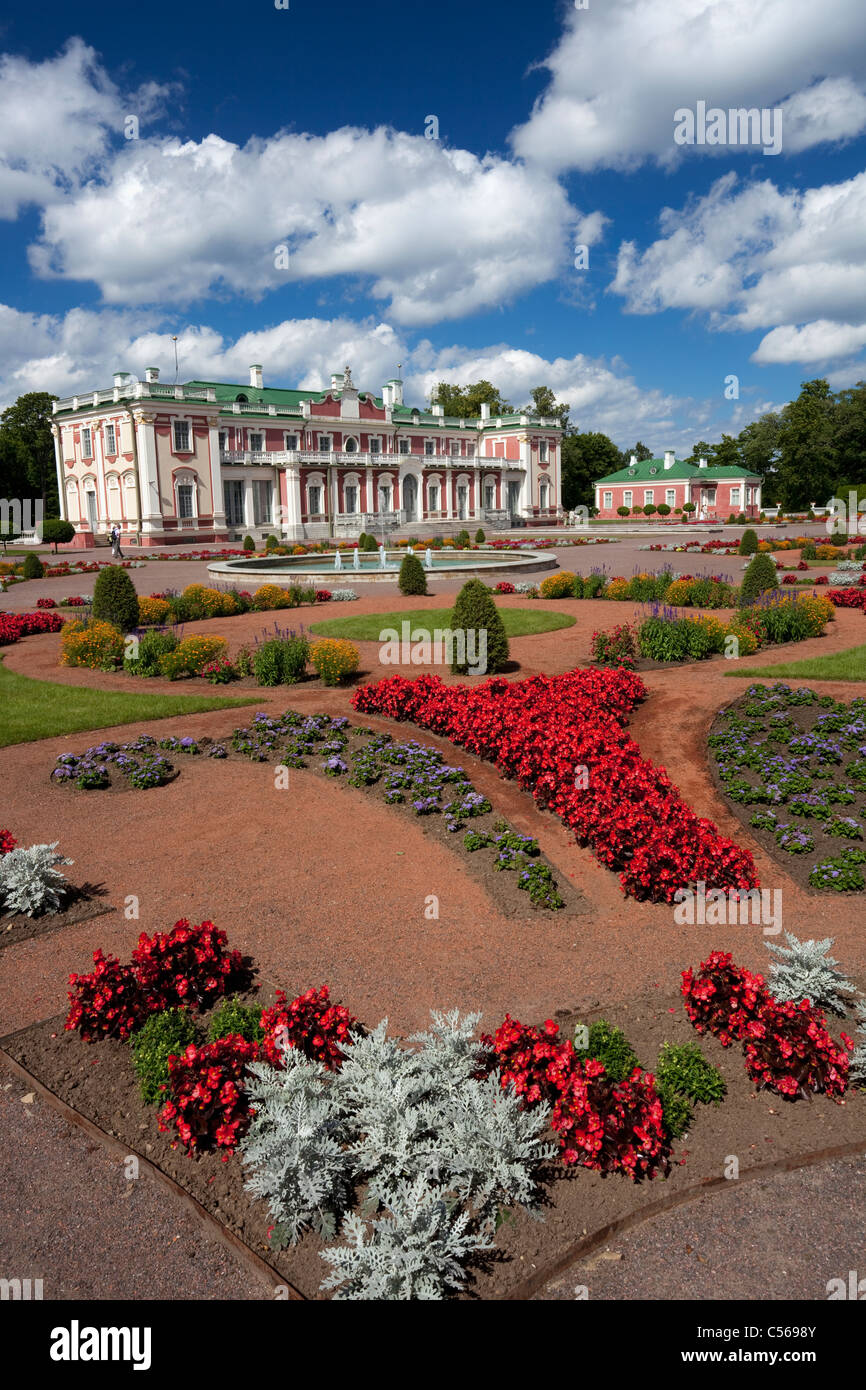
[0,892,114,950]
[4,985,863,1301]
[708,687,866,895]
[48,723,585,921]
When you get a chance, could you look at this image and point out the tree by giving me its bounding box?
[685,440,715,464]
[430,380,512,418]
[622,441,653,463]
[561,431,621,510]
[524,386,570,429]
[737,414,782,502]
[398,554,427,596]
[92,565,139,632]
[775,379,838,509]
[0,392,59,516]
[451,579,509,675]
[41,518,75,553]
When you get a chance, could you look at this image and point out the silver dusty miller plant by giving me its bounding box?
[319,1174,494,1301]
[850,999,866,1086]
[241,1047,354,1247]
[0,842,72,917]
[764,933,858,1016]
[239,1008,553,1298]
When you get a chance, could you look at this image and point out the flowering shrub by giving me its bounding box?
[158,1035,260,1157]
[681,951,768,1047]
[132,919,244,1014]
[62,595,87,606]
[137,595,171,625]
[590,623,637,668]
[0,829,16,855]
[0,610,65,645]
[310,637,360,685]
[539,571,575,599]
[494,581,516,594]
[60,619,125,670]
[826,587,866,609]
[260,985,357,1070]
[201,658,238,684]
[158,635,228,678]
[315,589,332,602]
[605,577,630,601]
[663,579,692,606]
[352,668,758,901]
[252,584,294,611]
[36,596,56,608]
[482,1015,576,1105]
[65,949,144,1042]
[741,998,852,1100]
[552,1060,669,1179]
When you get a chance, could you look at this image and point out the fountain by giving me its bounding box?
[353,547,360,570]
[379,546,387,570]
[334,550,343,571]
[425,548,433,569]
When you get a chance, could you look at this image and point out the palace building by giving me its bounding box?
[50,365,564,547]
[593,452,762,521]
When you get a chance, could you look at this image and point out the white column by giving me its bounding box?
[134,413,165,536]
[282,466,301,533]
[51,428,66,521]
[243,476,255,529]
[207,423,227,529]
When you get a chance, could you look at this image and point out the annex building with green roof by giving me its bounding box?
[594,450,762,520]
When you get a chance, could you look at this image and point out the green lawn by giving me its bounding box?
[0,659,259,747]
[729,644,866,682]
[309,605,576,642]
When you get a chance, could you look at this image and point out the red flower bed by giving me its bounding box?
[494,581,516,594]
[0,610,65,645]
[826,588,866,609]
[315,589,332,602]
[36,596,57,608]
[741,998,852,1101]
[132,920,244,1013]
[0,829,16,855]
[352,669,758,901]
[681,950,768,1047]
[260,985,356,1069]
[65,950,145,1042]
[158,1035,259,1157]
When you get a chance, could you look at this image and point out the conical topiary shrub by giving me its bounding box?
[398,553,428,596]
[22,551,44,578]
[92,564,140,632]
[738,552,778,607]
[451,578,509,675]
[739,529,759,555]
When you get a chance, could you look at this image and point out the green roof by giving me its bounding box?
[595,457,760,485]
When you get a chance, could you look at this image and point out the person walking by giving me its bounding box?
[110,524,124,559]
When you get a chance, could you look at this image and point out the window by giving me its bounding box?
[623,490,632,507]
[539,483,549,510]
[539,440,548,462]
[173,420,191,452]
[219,430,228,452]
[104,424,117,455]
[428,484,439,512]
[308,485,322,516]
[369,437,381,455]
[603,491,613,509]
[224,480,244,526]
[249,432,264,453]
[177,483,194,519]
[379,485,392,512]
[318,436,331,453]
[424,439,434,456]
[252,480,272,526]
[344,437,358,454]
[484,484,495,509]
[81,427,92,459]
[666,488,676,506]
[467,443,475,458]
[730,487,741,507]
[345,484,358,514]
[644,489,654,504]
[284,433,298,451]
[398,438,409,455]
[450,440,460,457]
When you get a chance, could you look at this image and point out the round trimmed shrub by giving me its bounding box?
[450,578,509,674]
[22,552,44,579]
[242,535,255,552]
[739,529,759,555]
[41,519,75,553]
[475,528,486,544]
[656,503,671,517]
[398,553,428,596]
[92,564,139,632]
[616,506,629,517]
[739,552,779,607]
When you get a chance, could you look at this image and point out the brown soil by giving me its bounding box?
[0,892,114,951]
[5,985,863,1301]
[708,688,866,895]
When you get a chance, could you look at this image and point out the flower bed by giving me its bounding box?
[0,610,65,646]
[352,667,758,901]
[709,683,866,893]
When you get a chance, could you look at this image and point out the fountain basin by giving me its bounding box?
[207,548,558,586]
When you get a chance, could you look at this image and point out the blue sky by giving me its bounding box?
[0,0,865,453]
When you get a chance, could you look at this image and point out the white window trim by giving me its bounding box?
[318,435,331,453]
[283,431,299,451]
[104,423,117,456]
[173,418,193,454]
[666,488,676,506]
[174,473,198,520]
[248,430,265,453]
[644,489,654,504]
[603,491,613,508]
[81,426,93,460]
[623,490,633,506]
[368,436,381,454]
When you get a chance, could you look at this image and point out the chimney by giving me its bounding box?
[249,364,263,389]
[664,450,675,470]
[698,456,708,469]
[145,366,160,383]
[384,377,403,407]
[113,371,127,388]
[331,370,345,392]
[480,402,491,421]
[630,453,637,466]
[432,403,444,417]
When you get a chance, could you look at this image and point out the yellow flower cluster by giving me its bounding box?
[539,571,575,599]
[159,635,228,679]
[309,638,360,686]
[663,579,692,607]
[605,577,630,600]
[60,619,125,669]
[182,584,239,616]
[137,595,171,625]
[251,584,293,610]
